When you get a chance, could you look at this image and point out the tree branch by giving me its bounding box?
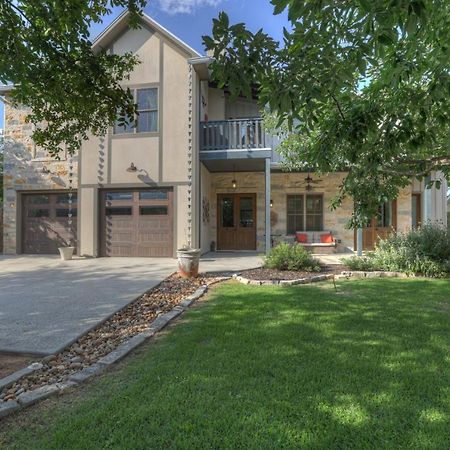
[308,70,346,121]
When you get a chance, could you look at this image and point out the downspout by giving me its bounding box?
[187,64,193,248]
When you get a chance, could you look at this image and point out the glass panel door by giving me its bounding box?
[239,197,254,228]
[221,197,235,228]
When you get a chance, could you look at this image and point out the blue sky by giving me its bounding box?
[0,0,288,128]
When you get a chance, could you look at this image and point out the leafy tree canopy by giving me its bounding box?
[204,0,450,226]
[0,0,146,157]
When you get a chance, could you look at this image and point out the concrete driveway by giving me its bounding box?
[0,252,263,356]
[0,256,176,355]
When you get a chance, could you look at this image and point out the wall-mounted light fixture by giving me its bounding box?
[270,199,273,208]
[126,162,137,173]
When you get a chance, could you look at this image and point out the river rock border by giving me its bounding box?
[338,270,410,279]
[0,285,208,419]
[233,273,335,286]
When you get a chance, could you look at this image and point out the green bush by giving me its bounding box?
[341,255,377,271]
[264,242,321,272]
[371,224,450,277]
[344,225,450,278]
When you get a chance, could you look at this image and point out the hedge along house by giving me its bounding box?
[1,11,448,257]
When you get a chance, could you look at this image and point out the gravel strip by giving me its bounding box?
[0,274,224,404]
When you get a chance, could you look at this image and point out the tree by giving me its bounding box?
[203,1,450,226]
[0,1,147,157]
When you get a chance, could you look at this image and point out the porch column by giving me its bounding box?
[356,228,363,256]
[265,157,271,255]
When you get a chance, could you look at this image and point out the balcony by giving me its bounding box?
[200,118,270,152]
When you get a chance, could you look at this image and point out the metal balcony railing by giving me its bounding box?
[200,118,268,151]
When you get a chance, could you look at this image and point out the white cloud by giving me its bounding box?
[157,0,224,14]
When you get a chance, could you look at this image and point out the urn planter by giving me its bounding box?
[177,248,201,278]
[58,247,75,261]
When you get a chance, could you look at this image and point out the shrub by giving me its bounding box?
[341,255,377,271]
[344,225,450,278]
[264,242,321,272]
[371,224,450,278]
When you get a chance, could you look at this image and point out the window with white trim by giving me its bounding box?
[114,87,158,134]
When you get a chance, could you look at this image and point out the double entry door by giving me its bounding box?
[217,193,257,251]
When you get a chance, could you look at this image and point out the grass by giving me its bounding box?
[1,278,450,449]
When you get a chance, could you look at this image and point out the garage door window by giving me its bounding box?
[29,195,50,204]
[57,193,77,204]
[56,209,78,217]
[28,209,50,218]
[140,206,168,215]
[106,207,133,216]
[106,192,133,201]
[139,190,168,200]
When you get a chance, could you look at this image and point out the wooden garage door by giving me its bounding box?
[101,189,174,257]
[22,192,77,254]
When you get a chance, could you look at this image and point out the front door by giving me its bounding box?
[217,194,256,250]
[362,200,397,250]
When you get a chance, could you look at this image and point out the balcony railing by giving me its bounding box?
[200,118,268,151]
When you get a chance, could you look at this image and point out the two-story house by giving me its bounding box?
[1,11,448,257]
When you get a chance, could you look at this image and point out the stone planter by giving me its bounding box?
[177,248,201,278]
[58,247,75,261]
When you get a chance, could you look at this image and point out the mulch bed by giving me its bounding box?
[0,273,225,403]
[240,265,347,281]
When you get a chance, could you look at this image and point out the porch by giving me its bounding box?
[198,119,416,256]
[200,168,365,255]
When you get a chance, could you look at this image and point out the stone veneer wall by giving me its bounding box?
[2,100,78,254]
[209,171,413,252]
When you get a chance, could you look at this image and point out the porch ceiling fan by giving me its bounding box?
[298,172,323,191]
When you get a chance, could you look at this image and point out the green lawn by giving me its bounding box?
[2,279,450,449]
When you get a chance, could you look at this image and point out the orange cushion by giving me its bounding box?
[320,233,334,244]
[296,233,308,243]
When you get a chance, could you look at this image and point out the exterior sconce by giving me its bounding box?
[270,199,273,208]
[232,179,237,189]
[126,162,137,172]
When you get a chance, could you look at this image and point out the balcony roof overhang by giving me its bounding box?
[200,148,272,172]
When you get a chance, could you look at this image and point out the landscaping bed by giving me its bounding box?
[0,273,224,403]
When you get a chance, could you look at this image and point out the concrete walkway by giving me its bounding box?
[0,253,263,356]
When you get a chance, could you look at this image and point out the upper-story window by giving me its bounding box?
[114,87,158,134]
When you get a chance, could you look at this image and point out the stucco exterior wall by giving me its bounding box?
[2,101,78,254]
[78,24,194,256]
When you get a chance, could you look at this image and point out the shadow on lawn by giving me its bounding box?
[2,278,449,449]
[180,279,450,448]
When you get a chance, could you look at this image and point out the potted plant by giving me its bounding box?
[58,240,75,261]
[177,245,201,278]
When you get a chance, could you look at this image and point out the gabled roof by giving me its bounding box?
[92,10,202,58]
[0,10,203,95]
